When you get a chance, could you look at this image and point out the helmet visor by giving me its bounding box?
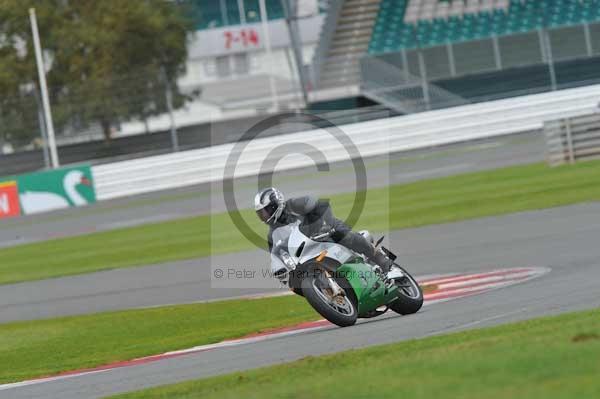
[256,203,278,224]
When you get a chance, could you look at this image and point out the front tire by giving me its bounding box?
[389,265,423,315]
[301,267,358,327]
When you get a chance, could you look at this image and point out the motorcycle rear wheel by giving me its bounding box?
[301,267,358,327]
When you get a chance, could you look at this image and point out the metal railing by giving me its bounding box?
[545,111,600,166]
[360,56,469,113]
[361,22,600,113]
[0,105,394,177]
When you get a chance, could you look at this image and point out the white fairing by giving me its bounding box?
[270,221,356,275]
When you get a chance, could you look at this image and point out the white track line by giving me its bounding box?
[421,268,532,285]
[435,271,535,290]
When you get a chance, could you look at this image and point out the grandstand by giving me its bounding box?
[369,0,600,52]
[311,0,600,112]
[167,0,600,110]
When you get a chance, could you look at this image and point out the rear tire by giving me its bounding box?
[301,268,358,327]
[389,265,423,315]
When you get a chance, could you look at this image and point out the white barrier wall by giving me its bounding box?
[93,84,600,200]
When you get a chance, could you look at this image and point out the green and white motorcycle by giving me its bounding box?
[271,221,423,327]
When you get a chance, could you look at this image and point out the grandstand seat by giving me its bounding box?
[369,0,600,54]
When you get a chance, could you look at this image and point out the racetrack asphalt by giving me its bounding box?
[3,201,600,398]
[6,130,596,399]
[0,131,545,322]
[2,200,598,323]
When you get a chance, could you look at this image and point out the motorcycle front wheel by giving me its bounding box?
[301,267,358,327]
[389,265,423,315]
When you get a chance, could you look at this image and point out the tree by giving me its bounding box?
[0,0,194,144]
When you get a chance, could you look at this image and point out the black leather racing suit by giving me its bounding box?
[267,196,379,263]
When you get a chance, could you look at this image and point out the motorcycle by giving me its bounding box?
[270,221,423,327]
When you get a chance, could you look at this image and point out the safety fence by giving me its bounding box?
[92,83,600,200]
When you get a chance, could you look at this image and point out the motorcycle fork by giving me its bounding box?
[324,270,344,297]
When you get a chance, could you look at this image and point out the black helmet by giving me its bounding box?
[254,187,285,224]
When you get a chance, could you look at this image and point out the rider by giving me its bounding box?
[254,187,400,280]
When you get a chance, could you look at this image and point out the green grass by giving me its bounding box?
[108,308,600,399]
[2,161,600,284]
[0,294,319,384]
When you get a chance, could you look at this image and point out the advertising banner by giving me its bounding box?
[17,165,96,215]
[0,181,21,219]
[188,16,323,58]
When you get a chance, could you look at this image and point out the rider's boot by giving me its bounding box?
[340,230,401,281]
[369,250,404,281]
[369,250,393,273]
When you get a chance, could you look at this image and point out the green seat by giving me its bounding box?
[369,0,600,55]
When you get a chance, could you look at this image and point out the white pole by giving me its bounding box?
[164,76,179,152]
[259,0,280,111]
[30,8,59,168]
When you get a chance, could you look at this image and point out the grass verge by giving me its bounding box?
[2,161,600,284]
[0,294,319,384]
[108,307,600,399]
